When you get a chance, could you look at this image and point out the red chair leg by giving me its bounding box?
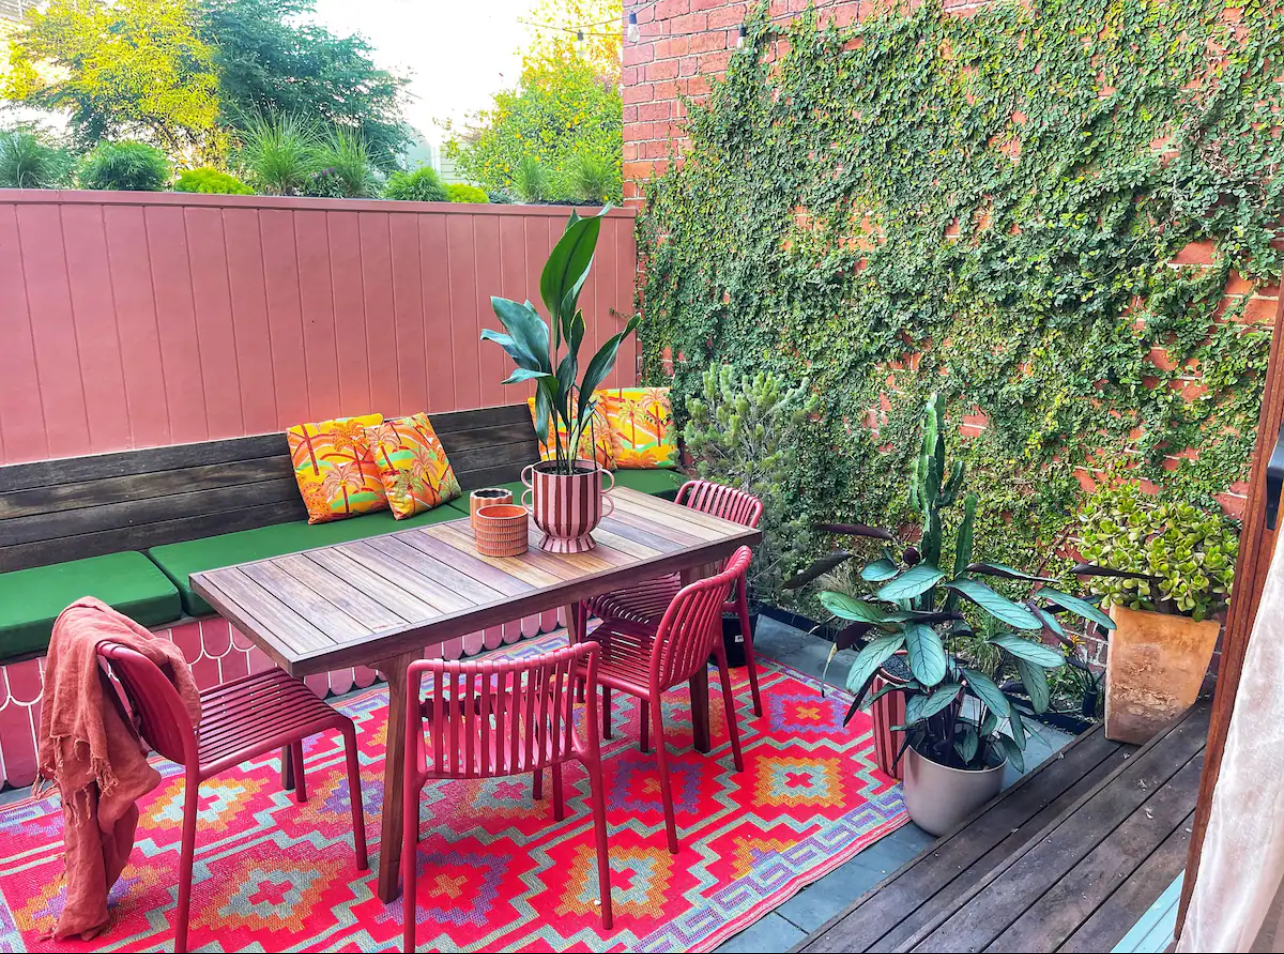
[533,768,543,800]
[552,764,565,821]
[651,698,680,854]
[736,583,763,717]
[639,700,650,753]
[290,740,307,802]
[402,772,420,953]
[175,773,201,954]
[341,723,368,870]
[602,685,613,740]
[586,754,613,929]
[714,646,745,773]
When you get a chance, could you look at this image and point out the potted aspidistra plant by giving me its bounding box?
[1072,482,1236,743]
[482,206,639,552]
[786,394,1116,835]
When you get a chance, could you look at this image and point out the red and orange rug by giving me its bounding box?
[0,633,906,952]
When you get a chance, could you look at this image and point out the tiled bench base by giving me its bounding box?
[0,609,562,791]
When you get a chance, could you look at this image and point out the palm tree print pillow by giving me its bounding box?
[601,387,680,468]
[286,414,388,524]
[526,396,617,471]
[365,413,462,519]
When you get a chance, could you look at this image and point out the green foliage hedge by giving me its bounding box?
[446,182,489,204]
[638,0,1284,582]
[173,167,254,194]
[384,165,448,202]
[79,141,171,191]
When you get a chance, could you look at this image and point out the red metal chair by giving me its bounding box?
[96,643,368,954]
[586,480,765,717]
[401,641,612,951]
[577,546,753,854]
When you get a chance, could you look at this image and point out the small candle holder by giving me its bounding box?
[473,504,529,557]
[469,488,514,528]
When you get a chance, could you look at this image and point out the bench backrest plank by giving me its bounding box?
[0,404,538,572]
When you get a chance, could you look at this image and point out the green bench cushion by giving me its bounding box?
[0,552,183,663]
[149,505,464,617]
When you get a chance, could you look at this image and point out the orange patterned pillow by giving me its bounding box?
[601,387,680,468]
[286,414,387,524]
[365,413,462,519]
[526,395,616,471]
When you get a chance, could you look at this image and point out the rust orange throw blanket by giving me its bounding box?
[35,597,200,941]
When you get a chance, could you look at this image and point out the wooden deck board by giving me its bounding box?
[794,701,1210,954]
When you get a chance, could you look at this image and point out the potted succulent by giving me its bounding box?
[682,365,818,661]
[1072,482,1237,744]
[786,395,1115,835]
[482,207,638,552]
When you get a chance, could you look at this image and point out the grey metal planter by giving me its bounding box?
[901,745,1006,836]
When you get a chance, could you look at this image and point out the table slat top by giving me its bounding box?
[191,487,761,675]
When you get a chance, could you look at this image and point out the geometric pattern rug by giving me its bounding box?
[0,632,907,953]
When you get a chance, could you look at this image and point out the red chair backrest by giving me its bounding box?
[652,546,754,689]
[407,641,599,779]
[676,480,763,529]
[97,642,199,767]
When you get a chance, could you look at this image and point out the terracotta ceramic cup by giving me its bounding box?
[473,503,529,557]
[469,488,514,529]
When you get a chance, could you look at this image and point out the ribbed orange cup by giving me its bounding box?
[470,488,514,528]
[473,504,529,557]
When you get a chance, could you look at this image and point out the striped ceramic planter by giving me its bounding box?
[521,460,615,553]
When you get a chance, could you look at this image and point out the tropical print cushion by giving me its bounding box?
[365,413,462,519]
[526,395,616,471]
[286,414,388,524]
[601,387,680,468]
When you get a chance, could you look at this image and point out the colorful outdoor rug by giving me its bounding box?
[0,632,907,953]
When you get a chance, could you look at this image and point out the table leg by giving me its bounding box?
[681,566,715,753]
[375,650,419,903]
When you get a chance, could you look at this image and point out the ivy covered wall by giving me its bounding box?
[632,0,1284,635]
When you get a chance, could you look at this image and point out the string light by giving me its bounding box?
[627,12,641,43]
[736,24,747,48]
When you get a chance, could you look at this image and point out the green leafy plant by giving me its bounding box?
[446,183,489,204]
[383,165,448,202]
[312,125,379,198]
[561,150,620,204]
[683,365,818,604]
[173,167,254,194]
[512,155,552,203]
[481,206,639,475]
[78,141,170,191]
[1073,482,1238,622]
[790,394,1115,772]
[237,112,319,195]
[0,127,74,189]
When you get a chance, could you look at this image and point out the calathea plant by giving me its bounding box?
[786,395,1116,772]
[482,206,639,474]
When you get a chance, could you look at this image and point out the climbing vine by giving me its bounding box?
[638,0,1284,583]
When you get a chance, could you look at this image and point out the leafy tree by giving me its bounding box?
[3,0,221,158]
[446,0,622,202]
[197,0,410,169]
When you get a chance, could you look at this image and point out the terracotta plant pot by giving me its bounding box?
[473,504,529,558]
[469,488,513,528]
[1105,604,1220,744]
[902,744,1006,837]
[869,653,912,780]
[521,460,615,553]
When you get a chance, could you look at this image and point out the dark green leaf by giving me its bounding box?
[821,591,891,624]
[861,557,899,582]
[501,367,553,386]
[963,668,1010,718]
[784,551,854,589]
[1041,588,1116,631]
[906,683,959,723]
[540,212,603,323]
[953,493,976,579]
[815,522,894,541]
[945,579,1042,630]
[833,621,873,651]
[844,633,906,700]
[877,563,945,601]
[989,633,1065,668]
[903,622,947,686]
[1029,604,1064,636]
[1007,706,1028,750]
[1016,659,1051,713]
[954,725,979,765]
[1070,562,1158,582]
[485,298,551,372]
[966,562,1058,583]
[980,710,999,736]
[998,734,1025,774]
[577,315,641,426]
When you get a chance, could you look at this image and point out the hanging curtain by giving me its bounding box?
[1179,538,1284,952]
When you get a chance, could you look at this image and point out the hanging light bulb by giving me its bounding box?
[577,30,585,45]
[736,24,747,49]
[627,12,640,43]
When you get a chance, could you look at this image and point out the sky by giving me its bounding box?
[311,0,540,146]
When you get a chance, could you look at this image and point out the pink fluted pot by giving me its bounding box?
[521,461,615,553]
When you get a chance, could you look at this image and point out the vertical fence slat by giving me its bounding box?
[295,209,341,422]
[446,214,481,410]
[145,205,208,445]
[359,211,400,416]
[473,215,504,409]
[223,208,278,434]
[185,206,243,439]
[390,213,427,415]
[259,209,311,428]
[327,210,373,414]
[420,213,454,413]
[0,204,48,462]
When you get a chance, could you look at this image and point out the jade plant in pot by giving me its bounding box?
[1072,482,1237,744]
[482,206,639,552]
[786,394,1115,835]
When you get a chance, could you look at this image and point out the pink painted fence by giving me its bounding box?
[0,191,638,464]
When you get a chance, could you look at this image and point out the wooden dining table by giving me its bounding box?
[190,486,760,902]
